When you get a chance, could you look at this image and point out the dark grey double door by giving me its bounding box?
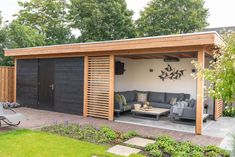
[17,58,84,115]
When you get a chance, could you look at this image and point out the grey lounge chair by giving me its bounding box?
[0,104,26,127]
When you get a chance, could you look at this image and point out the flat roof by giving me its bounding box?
[4,31,225,57]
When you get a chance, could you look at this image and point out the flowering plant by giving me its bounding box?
[192,34,235,104]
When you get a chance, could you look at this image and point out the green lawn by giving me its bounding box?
[0,130,143,157]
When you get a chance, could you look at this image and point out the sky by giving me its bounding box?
[0,0,235,28]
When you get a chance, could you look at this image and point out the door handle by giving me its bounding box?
[49,84,54,91]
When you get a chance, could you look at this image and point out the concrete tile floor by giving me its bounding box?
[107,145,141,156]
[116,114,235,150]
[203,117,235,150]
[115,114,212,133]
[124,137,155,147]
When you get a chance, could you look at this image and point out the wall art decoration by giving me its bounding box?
[158,64,185,81]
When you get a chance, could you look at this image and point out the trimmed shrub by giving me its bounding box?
[121,131,138,140]
[223,106,235,117]
[145,136,230,157]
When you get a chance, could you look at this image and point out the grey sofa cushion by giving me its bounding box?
[123,104,132,112]
[137,92,148,102]
[184,94,190,100]
[149,102,172,109]
[166,93,184,104]
[119,91,136,103]
[127,102,141,109]
[188,99,196,108]
[148,92,165,103]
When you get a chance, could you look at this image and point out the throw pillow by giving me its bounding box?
[115,94,123,105]
[188,99,196,107]
[185,99,190,103]
[137,93,147,103]
[120,95,127,106]
[170,97,177,105]
[181,101,188,107]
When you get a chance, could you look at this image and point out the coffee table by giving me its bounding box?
[132,107,170,120]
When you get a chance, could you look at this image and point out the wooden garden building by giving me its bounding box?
[4,32,225,135]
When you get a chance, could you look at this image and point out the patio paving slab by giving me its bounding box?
[124,137,155,147]
[107,145,141,156]
[11,107,223,147]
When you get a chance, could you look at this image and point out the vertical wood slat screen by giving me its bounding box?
[86,56,114,120]
[214,99,223,120]
[0,67,14,102]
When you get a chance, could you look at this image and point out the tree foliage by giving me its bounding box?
[68,0,136,42]
[0,12,11,66]
[16,0,74,45]
[136,0,209,37]
[0,11,2,25]
[0,20,46,66]
[193,34,235,104]
[7,21,46,49]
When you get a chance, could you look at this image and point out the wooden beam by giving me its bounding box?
[13,46,201,60]
[15,54,84,60]
[164,54,180,58]
[204,47,212,56]
[108,55,115,120]
[195,48,205,135]
[178,53,194,58]
[5,32,222,57]
[83,56,88,117]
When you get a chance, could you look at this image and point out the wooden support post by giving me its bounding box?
[195,48,205,135]
[14,58,17,102]
[83,56,88,117]
[108,55,115,120]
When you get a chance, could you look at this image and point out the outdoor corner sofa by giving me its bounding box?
[114,90,197,120]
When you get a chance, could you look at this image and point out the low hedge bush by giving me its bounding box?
[121,131,138,140]
[145,136,230,157]
[42,124,229,157]
[223,106,235,117]
[41,124,137,145]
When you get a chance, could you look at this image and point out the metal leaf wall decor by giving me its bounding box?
[158,64,185,81]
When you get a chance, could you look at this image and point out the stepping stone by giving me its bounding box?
[124,137,155,147]
[107,145,141,156]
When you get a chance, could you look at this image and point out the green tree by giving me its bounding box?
[0,11,2,25]
[0,29,12,66]
[7,21,46,48]
[68,0,136,42]
[0,21,46,66]
[16,0,74,45]
[0,12,12,66]
[193,34,235,104]
[136,0,209,37]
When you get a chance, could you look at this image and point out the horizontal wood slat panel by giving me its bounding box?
[88,97,110,101]
[88,91,109,94]
[87,107,109,111]
[88,110,107,116]
[87,110,108,115]
[87,56,111,119]
[87,105,109,109]
[86,113,109,119]
[215,99,223,120]
[0,67,14,102]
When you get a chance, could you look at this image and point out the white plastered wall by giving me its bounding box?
[115,57,214,115]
